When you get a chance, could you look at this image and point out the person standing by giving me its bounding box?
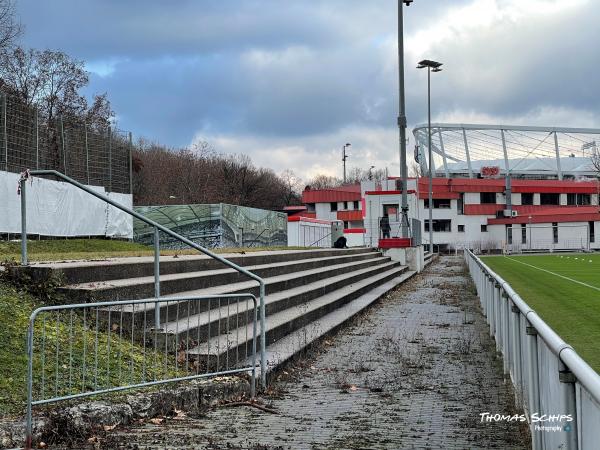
[380,213,391,239]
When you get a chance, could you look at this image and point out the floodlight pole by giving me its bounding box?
[398,0,410,238]
[418,59,442,255]
[427,66,433,255]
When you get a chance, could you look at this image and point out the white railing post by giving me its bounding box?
[501,290,510,375]
[525,321,542,450]
[558,365,578,449]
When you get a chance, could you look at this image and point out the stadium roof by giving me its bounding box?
[412,123,600,179]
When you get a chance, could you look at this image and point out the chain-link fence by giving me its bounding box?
[0,92,132,193]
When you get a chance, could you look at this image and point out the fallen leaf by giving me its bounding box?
[37,442,48,449]
[149,417,164,425]
[103,424,117,431]
[349,385,358,392]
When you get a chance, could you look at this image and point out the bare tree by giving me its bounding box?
[280,169,303,205]
[0,47,113,126]
[345,167,386,184]
[592,148,600,173]
[306,174,343,190]
[0,0,22,54]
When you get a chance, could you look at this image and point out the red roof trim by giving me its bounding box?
[287,216,332,224]
[365,190,417,195]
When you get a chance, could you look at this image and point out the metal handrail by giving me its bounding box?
[467,249,600,404]
[18,169,268,388]
[247,228,270,247]
[309,231,332,248]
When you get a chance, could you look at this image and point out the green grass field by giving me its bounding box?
[482,253,600,372]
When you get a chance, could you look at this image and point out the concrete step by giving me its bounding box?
[112,259,402,333]
[20,248,373,285]
[256,269,416,380]
[184,265,412,368]
[58,251,383,302]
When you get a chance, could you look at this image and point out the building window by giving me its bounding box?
[553,222,558,244]
[541,193,560,205]
[506,225,513,245]
[458,193,464,215]
[590,221,595,243]
[480,192,497,204]
[353,201,359,210]
[458,225,465,233]
[330,202,338,212]
[343,201,348,210]
[521,224,527,244]
[578,194,591,205]
[521,193,534,205]
[424,199,451,209]
[424,219,452,232]
[569,193,591,205]
[481,224,488,232]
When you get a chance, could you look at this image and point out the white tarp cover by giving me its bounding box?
[0,170,133,238]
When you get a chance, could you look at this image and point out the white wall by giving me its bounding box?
[287,219,332,248]
[0,170,133,238]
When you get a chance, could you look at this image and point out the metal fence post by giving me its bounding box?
[511,303,523,396]
[260,281,266,389]
[60,117,67,175]
[21,178,28,266]
[128,131,133,195]
[34,109,39,169]
[3,93,7,170]
[501,290,510,375]
[154,227,161,330]
[108,126,112,192]
[25,315,35,449]
[526,322,542,450]
[85,123,90,185]
[558,365,578,449]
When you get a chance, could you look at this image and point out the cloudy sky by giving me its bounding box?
[16,0,600,181]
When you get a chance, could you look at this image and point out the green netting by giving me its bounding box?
[133,203,287,249]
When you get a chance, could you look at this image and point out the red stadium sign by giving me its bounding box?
[480,166,501,178]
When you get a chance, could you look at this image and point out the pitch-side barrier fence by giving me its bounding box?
[465,249,600,450]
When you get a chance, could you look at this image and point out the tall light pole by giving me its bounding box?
[342,143,351,183]
[417,59,442,255]
[398,0,413,238]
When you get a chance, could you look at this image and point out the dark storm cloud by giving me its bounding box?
[13,0,600,176]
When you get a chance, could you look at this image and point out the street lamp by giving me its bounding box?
[342,143,351,183]
[417,59,443,255]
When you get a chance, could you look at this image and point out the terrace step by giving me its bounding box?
[255,269,416,379]
[58,251,383,302]
[184,266,415,370]
[19,248,373,285]
[109,258,402,331]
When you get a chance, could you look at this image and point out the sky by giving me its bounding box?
[16,0,600,181]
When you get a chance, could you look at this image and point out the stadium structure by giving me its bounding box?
[289,124,600,253]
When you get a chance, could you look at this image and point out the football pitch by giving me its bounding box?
[481,253,600,372]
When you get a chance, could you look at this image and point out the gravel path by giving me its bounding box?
[102,256,530,449]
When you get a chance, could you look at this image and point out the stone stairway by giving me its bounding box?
[22,248,416,378]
